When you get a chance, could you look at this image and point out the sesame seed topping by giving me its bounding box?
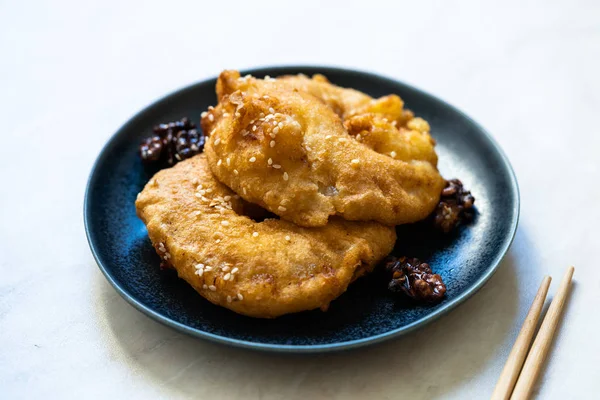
[243,188,247,195]
[267,158,273,165]
[285,235,291,241]
[222,266,230,272]
[231,267,239,274]
[241,130,249,136]
[205,188,213,193]
[195,269,204,277]
[222,112,230,117]
[209,285,217,291]
[252,125,257,132]
[226,157,231,166]
[227,295,232,303]
[390,151,397,158]
[214,138,221,145]
[208,114,214,122]
[221,220,229,226]
[268,107,275,114]
[283,172,289,181]
[259,113,265,117]
[278,206,287,212]
[270,140,276,147]
[273,127,279,134]
[204,266,213,271]
[351,159,360,164]
[237,293,244,300]
[356,134,361,141]
[252,232,259,237]
[215,239,221,243]
[195,263,204,269]
[203,284,208,289]
[224,273,231,280]
[272,164,281,169]
[234,169,239,175]
[217,159,222,166]
[223,195,231,201]
[263,95,270,99]
[249,156,256,162]
[201,111,208,118]
[235,112,241,117]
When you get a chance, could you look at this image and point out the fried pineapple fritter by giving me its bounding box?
[203,71,445,228]
[135,154,396,318]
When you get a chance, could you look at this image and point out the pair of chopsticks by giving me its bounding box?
[491,266,575,400]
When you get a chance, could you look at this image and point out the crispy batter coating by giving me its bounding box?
[135,155,396,318]
[203,71,445,227]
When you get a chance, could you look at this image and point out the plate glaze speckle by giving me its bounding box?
[84,66,519,353]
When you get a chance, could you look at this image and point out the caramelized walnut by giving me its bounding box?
[385,256,446,303]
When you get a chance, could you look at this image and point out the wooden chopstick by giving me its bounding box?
[510,266,575,400]
[491,276,552,400]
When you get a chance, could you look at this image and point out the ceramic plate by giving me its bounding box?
[85,66,519,353]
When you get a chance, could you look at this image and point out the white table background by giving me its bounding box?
[2,0,598,398]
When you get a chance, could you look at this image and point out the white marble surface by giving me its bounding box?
[1,0,598,398]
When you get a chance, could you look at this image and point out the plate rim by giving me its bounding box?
[84,65,520,353]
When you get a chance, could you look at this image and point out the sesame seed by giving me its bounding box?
[208,106,214,110]
[283,172,289,181]
[221,220,229,226]
[263,95,270,99]
[209,285,217,291]
[278,122,283,128]
[356,134,361,141]
[214,138,221,145]
[217,159,222,166]
[351,159,360,164]
[243,188,247,195]
[222,266,230,272]
[285,235,291,241]
[234,169,239,175]
[204,266,212,271]
[237,293,244,300]
[235,112,241,117]
[264,75,270,79]
[249,156,256,162]
[227,295,232,303]
[241,130,249,136]
[270,140,276,147]
[208,114,214,122]
[305,145,312,152]
[390,151,397,158]
[195,263,204,269]
[252,232,259,237]
[273,127,279,134]
[195,269,204,277]
[205,188,213,193]
[259,113,265,117]
[165,252,171,259]
[272,164,281,169]
[223,195,231,201]
[175,154,181,161]
[203,284,208,289]
[222,112,230,117]
[226,157,231,166]
[278,206,287,212]
[268,107,275,114]
[231,267,239,274]
[201,111,208,118]
[267,158,273,165]
[215,239,221,243]
[224,273,231,280]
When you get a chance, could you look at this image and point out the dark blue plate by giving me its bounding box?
[84,66,519,353]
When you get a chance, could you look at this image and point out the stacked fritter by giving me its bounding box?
[136,71,444,318]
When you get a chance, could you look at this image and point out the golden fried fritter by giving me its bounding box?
[135,154,396,318]
[203,71,445,227]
